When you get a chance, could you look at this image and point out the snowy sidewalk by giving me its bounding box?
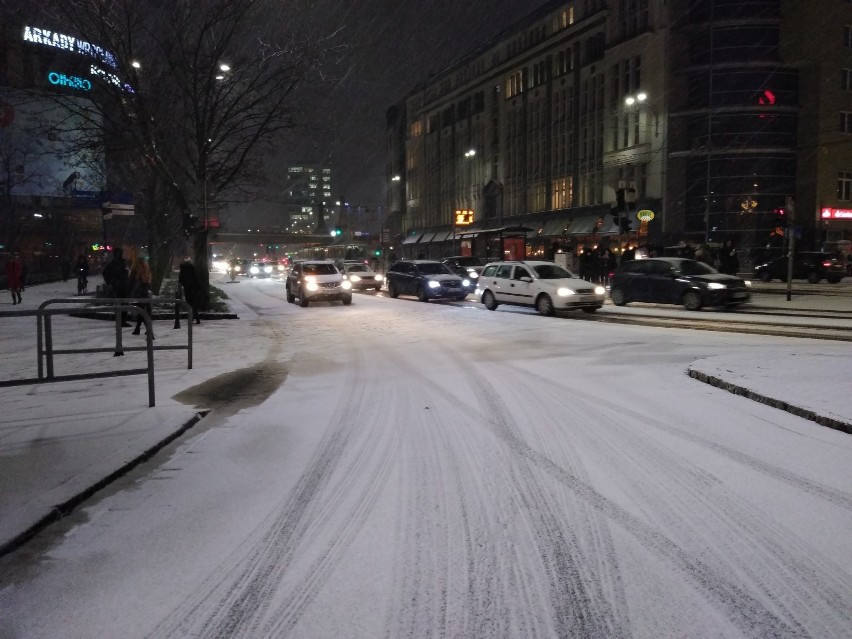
[1,279,851,555]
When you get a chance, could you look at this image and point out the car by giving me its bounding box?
[753,252,845,284]
[385,260,469,301]
[248,261,275,278]
[476,260,606,316]
[609,257,751,311]
[337,261,384,291]
[441,256,485,295]
[285,260,352,306]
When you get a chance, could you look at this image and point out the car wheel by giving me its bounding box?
[417,286,430,302]
[758,270,772,282]
[299,289,309,307]
[536,294,555,316]
[807,271,820,284]
[682,290,703,311]
[286,286,295,303]
[827,276,842,284]
[388,281,399,298]
[342,294,352,306]
[581,306,598,314]
[610,288,628,306]
[481,290,498,310]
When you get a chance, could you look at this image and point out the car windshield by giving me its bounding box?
[677,260,718,275]
[303,263,338,275]
[346,264,369,272]
[532,263,573,279]
[418,262,452,275]
[453,257,485,267]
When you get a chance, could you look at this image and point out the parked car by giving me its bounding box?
[248,261,274,278]
[476,260,606,316]
[285,260,352,307]
[753,252,845,284]
[337,261,384,291]
[385,260,469,301]
[609,257,751,311]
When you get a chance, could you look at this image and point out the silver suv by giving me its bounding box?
[286,260,352,307]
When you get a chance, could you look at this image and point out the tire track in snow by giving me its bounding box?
[500,360,852,637]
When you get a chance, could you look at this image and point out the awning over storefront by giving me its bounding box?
[419,232,436,243]
[566,215,599,235]
[429,230,452,242]
[538,216,573,237]
[402,232,423,244]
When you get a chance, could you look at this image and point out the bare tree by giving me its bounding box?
[41,0,346,304]
[0,124,48,253]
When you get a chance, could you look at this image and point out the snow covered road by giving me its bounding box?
[2,277,851,638]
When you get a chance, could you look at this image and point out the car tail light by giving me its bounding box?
[823,261,832,268]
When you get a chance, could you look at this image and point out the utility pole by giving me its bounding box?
[785,195,795,302]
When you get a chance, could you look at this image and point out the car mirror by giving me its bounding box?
[520,276,533,283]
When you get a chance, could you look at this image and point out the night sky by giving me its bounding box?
[300,0,554,211]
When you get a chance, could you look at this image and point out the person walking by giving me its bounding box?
[102,247,130,325]
[6,252,23,304]
[178,259,203,325]
[75,254,89,294]
[61,258,71,282]
[129,257,154,336]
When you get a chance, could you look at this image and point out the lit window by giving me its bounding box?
[838,171,852,201]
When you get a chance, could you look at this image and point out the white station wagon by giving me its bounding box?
[476,260,606,316]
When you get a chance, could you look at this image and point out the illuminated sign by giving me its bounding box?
[636,209,655,222]
[89,65,134,93]
[821,208,852,220]
[48,71,91,91]
[23,26,117,68]
[454,209,474,225]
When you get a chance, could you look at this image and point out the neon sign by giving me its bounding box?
[48,71,91,91]
[821,208,852,220]
[23,25,117,68]
[454,209,474,225]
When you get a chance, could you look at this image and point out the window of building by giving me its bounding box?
[843,69,852,91]
[552,4,575,32]
[552,176,573,209]
[506,70,525,98]
[410,120,423,137]
[839,171,852,201]
[845,25,852,48]
[842,112,852,133]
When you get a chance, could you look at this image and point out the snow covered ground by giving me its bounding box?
[0,277,850,638]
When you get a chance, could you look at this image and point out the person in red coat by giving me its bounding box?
[6,252,23,305]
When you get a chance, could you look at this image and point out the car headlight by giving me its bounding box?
[557,287,576,296]
[264,266,273,273]
[350,275,362,282]
[306,281,319,291]
[744,280,752,287]
[706,282,726,290]
[234,265,241,272]
[375,274,384,281]
[278,264,285,271]
[250,266,259,274]
[468,271,479,279]
[594,286,606,295]
[428,280,441,288]
[462,279,470,287]
[341,280,352,290]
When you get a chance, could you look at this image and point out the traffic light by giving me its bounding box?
[333,227,342,236]
[373,249,382,257]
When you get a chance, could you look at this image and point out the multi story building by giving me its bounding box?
[387,0,852,267]
[281,164,334,234]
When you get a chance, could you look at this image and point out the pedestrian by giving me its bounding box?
[720,240,739,275]
[75,254,89,294]
[6,252,23,304]
[61,258,71,282]
[129,257,154,336]
[102,247,130,325]
[178,259,203,325]
[694,244,712,265]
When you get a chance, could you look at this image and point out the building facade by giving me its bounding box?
[387,0,852,266]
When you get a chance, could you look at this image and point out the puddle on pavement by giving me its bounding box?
[172,361,288,414]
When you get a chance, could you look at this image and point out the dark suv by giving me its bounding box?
[385,260,468,302]
[754,252,845,284]
[285,260,352,307]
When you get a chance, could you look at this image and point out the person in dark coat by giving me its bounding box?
[61,258,71,282]
[102,247,130,325]
[178,260,203,324]
[6,252,23,304]
[129,257,153,336]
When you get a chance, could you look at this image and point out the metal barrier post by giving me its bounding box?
[37,308,44,380]
[114,302,124,356]
[174,284,182,329]
[45,313,55,379]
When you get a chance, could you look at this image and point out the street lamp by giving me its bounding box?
[624,92,659,137]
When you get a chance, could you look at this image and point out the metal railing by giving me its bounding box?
[0,297,194,407]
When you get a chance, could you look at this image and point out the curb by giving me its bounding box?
[687,369,852,435]
[0,409,210,559]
